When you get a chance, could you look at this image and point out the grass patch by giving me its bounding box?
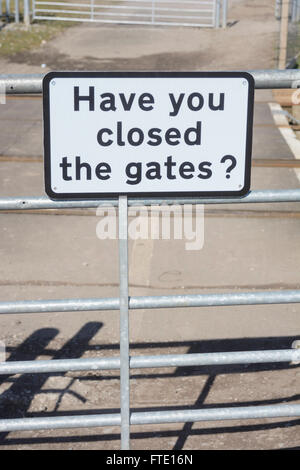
[0,20,75,57]
[0,0,77,59]
[0,0,85,58]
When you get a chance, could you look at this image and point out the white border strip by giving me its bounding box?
[269,101,300,183]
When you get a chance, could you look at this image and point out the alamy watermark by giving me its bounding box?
[0,84,6,105]
[96,204,204,250]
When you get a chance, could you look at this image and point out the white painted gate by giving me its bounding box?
[32,0,227,28]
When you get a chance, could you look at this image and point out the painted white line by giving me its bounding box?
[268,102,300,183]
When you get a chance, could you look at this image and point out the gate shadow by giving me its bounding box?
[0,326,299,449]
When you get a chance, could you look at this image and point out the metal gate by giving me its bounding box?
[32,0,228,28]
[1,69,300,450]
[275,0,300,21]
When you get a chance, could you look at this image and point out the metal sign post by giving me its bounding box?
[118,195,130,450]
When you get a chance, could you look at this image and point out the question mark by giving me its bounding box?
[220,155,237,179]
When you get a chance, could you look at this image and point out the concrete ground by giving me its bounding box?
[0,0,300,450]
[1,0,278,73]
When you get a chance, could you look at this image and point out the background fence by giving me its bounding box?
[32,0,228,28]
[276,0,300,21]
[0,0,228,27]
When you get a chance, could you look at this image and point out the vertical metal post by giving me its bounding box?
[151,0,155,24]
[222,0,227,28]
[23,0,30,25]
[275,0,281,19]
[279,0,290,69]
[118,195,130,450]
[5,0,9,17]
[291,0,296,21]
[215,0,220,28]
[15,0,19,23]
[91,0,94,21]
[212,0,216,27]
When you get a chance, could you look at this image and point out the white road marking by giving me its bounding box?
[268,101,300,183]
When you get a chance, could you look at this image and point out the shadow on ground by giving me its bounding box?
[0,324,299,449]
[8,48,208,71]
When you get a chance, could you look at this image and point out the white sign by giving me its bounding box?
[43,72,254,199]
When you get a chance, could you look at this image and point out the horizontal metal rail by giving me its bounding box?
[0,349,299,375]
[1,189,300,210]
[34,9,214,20]
[0,290,300,314]
[35,0,215,5]
[33,16,215,26]
[35,4,214,12]
[1,404,300,432]
[3,70,300,94]
[35,0,216,4]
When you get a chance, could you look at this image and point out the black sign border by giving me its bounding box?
[43,71,254,200]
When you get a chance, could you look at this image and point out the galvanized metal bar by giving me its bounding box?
[275,0,281,20]
[34,4,214,12]
[34,0,212,5]
[0,349,299,375]
[279,0,289,69]
[14,0,19,22]
[292,0,297,21]
[0,289,300,315]
[1,404,300,432]
[31,0,216,26]
[132,404,300,425]
[118,195,130,450]
[222,0,227,28]
[1,189,300,211]
[33,15,215,26]
[34,9,215,20]
[0,357,121,374]
[23,0,30,25]
[3,70,300,94]
[90,0,94,20]
[0,413,121,432]
[215,0,220,28]
[252,69,300,88]
[34,0,215,4]
[0,297,119,314]
[213,0,216,27]
[0,74,43,94]
[132,349,300,368]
